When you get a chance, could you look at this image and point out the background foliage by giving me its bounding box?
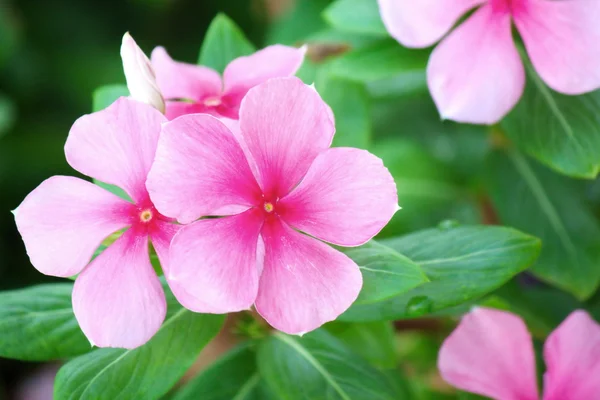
[1,0,600,399]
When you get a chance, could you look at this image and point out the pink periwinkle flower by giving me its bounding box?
[14,98,178,349]
[439,307,600,400]
[378,0,600,124]
[150,43,305,120]
[146,77,399,335]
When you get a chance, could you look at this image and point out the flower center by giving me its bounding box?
[203,96,222,107]
[139,209,153,223]
[490,0,523,13]
[263,202,274,213]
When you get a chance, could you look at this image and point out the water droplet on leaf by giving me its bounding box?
[438,219,459,231]
[405,296,433,317]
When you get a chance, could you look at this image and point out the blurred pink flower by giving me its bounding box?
[146,77,399,335]
[14,98,179,349]
[438,307,600,399]
[378,0,600,124]
[151,44,306,120]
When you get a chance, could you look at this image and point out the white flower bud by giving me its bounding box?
[120,32,165,114]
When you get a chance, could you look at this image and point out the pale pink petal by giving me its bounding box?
[167,209,263,314]
[65,97,167,203]
[164,101,212,120]
[146,114,261,224]
[223,45,305,98]
[239,77,334,197]
[149,220,180,275]
[120,32,165,113]
[514,0,600,94]
[151,47,222,102]
[14,176,133,278]
[255,218,362,335]
[543,310,600,400]
[438,307,539,400]
[377,0,485,48]
[280,148,397,247]
[73,229,166,349]
[427,5,525,124]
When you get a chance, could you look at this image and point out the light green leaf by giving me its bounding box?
[340,225,541,321]
[486,149,600,299]
[257,329,406,400]
[54,286,224,400]
[502,67,600,179]
[323,0,388,36]
[198,13,255,73]
[92,84,129,112]
[329,40,428,83]
[317,74,371,149]
[341,240,428,304]
[0,283,90,361]
[173,342,272,400]
[92,179,131,202]
[325,321,397,368]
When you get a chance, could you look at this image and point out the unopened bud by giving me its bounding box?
[120,32,166,114]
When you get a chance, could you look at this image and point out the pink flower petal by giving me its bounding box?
[377,0,485,48]
[239,77,335,197]
[438,307,539,400]
[73,229,166,349]
[14,176,133,278]
[222,45,305,99]
[65,97,167,203]
[543,310,600,400]
[514,0,600,95]
[146,114,261,223]
[151,46,222,102]
[167,209,263,314]
[149,220,180,275]
[280,148,397,247]
[164,101,211,120]
[427,5,525,124]
[255,218,362,335]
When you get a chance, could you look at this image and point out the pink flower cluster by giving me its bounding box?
[13,34,398,348]
[378,0,600,124]
[439,307,600,399]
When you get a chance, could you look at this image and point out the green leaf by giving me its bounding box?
[325,321,397,368]
[323,0,388,36]
[266,0,331,46]
[485,149,600,299]
[92,84,129,112]
[495,280,581,338]
[502,67,600,179]
[173,342,272,400]
[93,179,131,202]
[340,225,541,321]
[317,74,371,148]
[0,283,90,361]
[198,13,255,73]
[329,40,428,83]
[340,240,428,304]
[257,329,405,400]
[368,137,481,237]
[54,286,224,400]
